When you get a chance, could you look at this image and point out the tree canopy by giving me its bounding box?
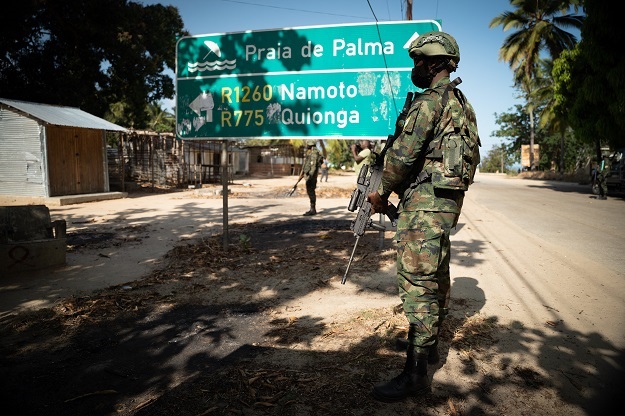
[559,0,625,150]
[489,0,584,170]
[490,0,583,79]
[0,0,187,129]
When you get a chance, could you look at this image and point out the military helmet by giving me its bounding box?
[409,31,460,63]
[305,139,316,147]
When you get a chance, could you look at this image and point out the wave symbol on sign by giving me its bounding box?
[187,40,237,72]
[188,60,237,72]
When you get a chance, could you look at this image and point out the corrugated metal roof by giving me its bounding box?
[0,98,127,132]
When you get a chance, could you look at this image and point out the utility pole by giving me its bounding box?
[500,144,505,174]
[405,0,413,20]
[222,139,229,249]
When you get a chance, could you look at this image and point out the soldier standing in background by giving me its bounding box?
[597,156,609,200]
[299,140,325,216]
[367,31,481,401]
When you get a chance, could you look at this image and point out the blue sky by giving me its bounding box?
[144,0,528,156]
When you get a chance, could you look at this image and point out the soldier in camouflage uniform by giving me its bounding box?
[368,31,480,401]
[597,156,608,200]
[299,140,325,216]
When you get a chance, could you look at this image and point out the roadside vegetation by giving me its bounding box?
[485,0,624,177]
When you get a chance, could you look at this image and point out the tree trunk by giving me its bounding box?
[529,108,535,170]
[559,130,565,173]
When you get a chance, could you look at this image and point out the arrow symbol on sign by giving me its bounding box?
[403,32,420,49]
[189,92,215,122]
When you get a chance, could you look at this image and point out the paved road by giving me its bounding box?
[457,174,625,347]
[452,174,625,411]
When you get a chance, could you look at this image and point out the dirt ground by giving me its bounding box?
[0,173,621,415]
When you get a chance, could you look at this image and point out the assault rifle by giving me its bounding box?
[285,176,303,197]
[342,92,414,284]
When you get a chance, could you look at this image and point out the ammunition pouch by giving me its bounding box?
[425,79,480,192]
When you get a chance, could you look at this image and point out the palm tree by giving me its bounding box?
[147,102,175,133]
[532,58,571,173]
[490,0,584,170]
[106,101,132,129]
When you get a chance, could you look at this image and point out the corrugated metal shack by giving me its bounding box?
[0,98,126,198]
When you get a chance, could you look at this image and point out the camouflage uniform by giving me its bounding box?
[380,76,479,356]
[303,145,323,213]
[598,158,609,199]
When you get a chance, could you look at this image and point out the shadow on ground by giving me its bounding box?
[1,218,623,415]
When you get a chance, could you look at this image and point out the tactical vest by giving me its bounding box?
[424,78,481,191]
[304,147,323,176]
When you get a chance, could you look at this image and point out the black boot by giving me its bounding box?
[428,341,440,365]
[372,351,430,402]
[394,338,440,365]
[303,204,317,216]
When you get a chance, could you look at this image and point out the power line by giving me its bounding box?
[366,0,398,114]
[219,0,372,20]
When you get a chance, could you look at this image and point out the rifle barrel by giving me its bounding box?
[342,236,360,284]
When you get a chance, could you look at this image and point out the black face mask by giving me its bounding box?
[411,65,434,89]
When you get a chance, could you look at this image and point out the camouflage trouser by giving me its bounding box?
[598,173,608,197]
[305,175,317,205]
[396,210,457,355]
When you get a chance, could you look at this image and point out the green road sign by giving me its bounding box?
[176,20,441,140]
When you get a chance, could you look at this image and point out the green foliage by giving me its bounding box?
[492,103,550,170]
[238,234,251,251]
[105,101,133,130]
[552,48,576,116]
[325,139,359,170]
[539,127,594,171]
[492,102,593,172]
[147,103,175,133]
[562,0,625,150]
[490,0,584,78]
[492,104,533,152]
[490,0,584,169]
[0,0,187,129]
[480,144,517,173]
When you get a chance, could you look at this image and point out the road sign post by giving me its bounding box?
[176,20,441,140]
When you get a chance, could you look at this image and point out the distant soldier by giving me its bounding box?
[597,156,609,200]
[298,140,325,216]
